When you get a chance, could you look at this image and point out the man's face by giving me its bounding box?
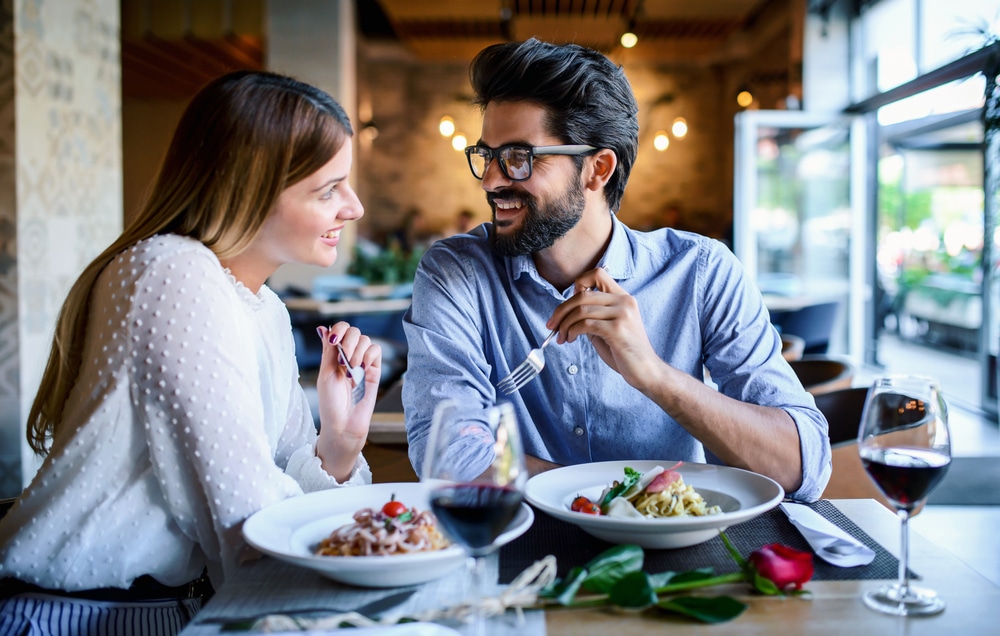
[477,101,586,257]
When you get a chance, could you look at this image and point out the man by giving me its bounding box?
[402,38,831,501]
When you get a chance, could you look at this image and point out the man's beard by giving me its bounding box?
[489,181,585,257]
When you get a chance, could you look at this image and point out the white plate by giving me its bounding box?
[243,482,534,587]
[525,460,783,549]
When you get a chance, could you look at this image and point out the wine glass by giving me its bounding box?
[858,374,951,616]
[422,400,527,634]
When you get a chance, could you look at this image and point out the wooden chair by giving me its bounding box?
[781,334,806,361]
[789,356,854,395]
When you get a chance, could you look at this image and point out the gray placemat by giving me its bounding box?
[499,500,913,584]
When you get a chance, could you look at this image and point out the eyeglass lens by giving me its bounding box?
[469,146,533,181]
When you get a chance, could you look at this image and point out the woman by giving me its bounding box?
[0,70,380,634]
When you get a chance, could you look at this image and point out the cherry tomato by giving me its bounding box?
[381,500,407,517]
[578,502,602,515]
[571,496,592,512]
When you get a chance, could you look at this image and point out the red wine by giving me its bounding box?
[429,484,522,554]
[861,447,950,510]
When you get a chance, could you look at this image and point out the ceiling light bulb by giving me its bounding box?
[737,90,753,108]
[671,117,688,138]
[620,32,638,48]
[451,134,467,151]
[439,116,455,137]
[653,131,669,151]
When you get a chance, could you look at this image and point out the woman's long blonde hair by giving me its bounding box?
[27,71,353,454]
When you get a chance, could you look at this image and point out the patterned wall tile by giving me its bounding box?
[2,0,121,493]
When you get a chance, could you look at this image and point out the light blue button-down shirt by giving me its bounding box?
[402,218,831,501]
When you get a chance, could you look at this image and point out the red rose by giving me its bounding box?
[748,544,814,591]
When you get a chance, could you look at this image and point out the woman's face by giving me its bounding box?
[253,140,363,272]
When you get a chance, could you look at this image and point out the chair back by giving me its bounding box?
[770,300,841,354]
[0,497,15,520]
[812,386,892,507]
[781,334,806,361]
[789,356,854,395]
[812,386,870,446]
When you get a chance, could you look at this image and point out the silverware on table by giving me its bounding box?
[336,341,366,404]
[198,588,415,625]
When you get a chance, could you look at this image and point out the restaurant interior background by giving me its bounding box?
[0,0,998,497]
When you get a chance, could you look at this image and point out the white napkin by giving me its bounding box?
[780,502,876,567]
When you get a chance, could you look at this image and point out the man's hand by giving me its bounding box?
[545,267,663,393]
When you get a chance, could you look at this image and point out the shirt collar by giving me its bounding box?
[507,215,636,287]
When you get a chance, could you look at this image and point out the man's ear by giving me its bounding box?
[583,148,617,192]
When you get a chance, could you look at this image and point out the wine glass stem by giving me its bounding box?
[896,508,911,597]
[469,555,487,636]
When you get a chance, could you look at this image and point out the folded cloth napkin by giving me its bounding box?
[780,502,876,567]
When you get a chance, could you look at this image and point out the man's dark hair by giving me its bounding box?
[469,38,639,212]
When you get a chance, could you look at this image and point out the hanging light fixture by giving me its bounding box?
[736,88,754,108]
[439,116,456,137]
[653,131,670,151]
[671,117,688,139]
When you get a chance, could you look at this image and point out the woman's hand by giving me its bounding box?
[314,322,381,481]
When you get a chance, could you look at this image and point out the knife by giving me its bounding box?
[199,588,417,627]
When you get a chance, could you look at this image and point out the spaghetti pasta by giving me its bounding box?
[588,464,722,519]
[315,505,450,557]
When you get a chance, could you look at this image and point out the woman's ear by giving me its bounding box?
[583,148,617,192]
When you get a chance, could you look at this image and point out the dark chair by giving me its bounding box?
[814,387,891,507]
[0,497,16,520]
[812,386,869,446]
[770,300,841,355]
[789,355,854,396]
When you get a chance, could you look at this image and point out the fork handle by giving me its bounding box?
[540,329,558,349]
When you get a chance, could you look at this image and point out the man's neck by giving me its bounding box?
[532,207,614,291]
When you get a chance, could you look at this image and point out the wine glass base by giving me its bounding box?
[863,584,945,616]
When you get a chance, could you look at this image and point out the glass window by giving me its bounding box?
[877,77,985,126]
[858,0,916,95]
[921,0,1000,71]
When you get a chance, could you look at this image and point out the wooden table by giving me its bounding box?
[182,499,999,634]
[547,499,997,635]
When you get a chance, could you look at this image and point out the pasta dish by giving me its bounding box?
[315,498,451,557]
[571,464,722,519]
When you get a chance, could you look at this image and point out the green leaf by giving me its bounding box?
[650,568,716,589]
[581,545,644,593]
[750,571,782,596]
[599,466,643,509]
[655,595,748,624]
[667,568,716,584]
[546,566,589,605]
[608,571,657,608]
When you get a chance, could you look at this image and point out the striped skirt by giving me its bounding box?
[0,592,203,636]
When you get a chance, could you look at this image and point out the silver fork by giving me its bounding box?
[335,342,366,404]
[497,328,558,395]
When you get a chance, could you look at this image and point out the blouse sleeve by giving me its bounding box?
[279,384,373,491]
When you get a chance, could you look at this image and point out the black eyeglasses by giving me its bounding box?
[464,144,598,181]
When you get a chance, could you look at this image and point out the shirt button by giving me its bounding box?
[567,364,579,375]
[574,427,584,436]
